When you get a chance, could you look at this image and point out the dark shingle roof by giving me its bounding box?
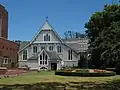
[19,41,30,50]
[28,53,39,60]
[28,50,61,60]
[62,37,88,42]
[45,50,61,60]
[65,43,80,53]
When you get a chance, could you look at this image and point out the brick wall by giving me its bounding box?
[0,37,19,68]
[0,4,8,39]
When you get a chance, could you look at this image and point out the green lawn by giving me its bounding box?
[0,71,120,85]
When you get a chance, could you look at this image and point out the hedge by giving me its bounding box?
[55,71,116,77]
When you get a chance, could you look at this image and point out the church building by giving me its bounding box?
[18,19,88,71]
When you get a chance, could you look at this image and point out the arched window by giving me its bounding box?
[44,34,50,41]
[45,55,48,60]
[39,51,48,65]
[40,55,42,60]
[43,52,45,60]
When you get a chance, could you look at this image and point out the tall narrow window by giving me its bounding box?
[68,50,72,60]
[23,50,27,60]
[49,46,54,51]
[45,55,48,60]
[48,35,50,41]
[43,52,45,60]
[44,34,50,41]
[33,46,37,53]
[57,46,62,53]
[39,51,48,65]
[40,55,42,60]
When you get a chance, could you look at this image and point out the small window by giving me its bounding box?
[6,48,8,50]
[43,52,45,60]
[57,46,62,53]
[44,34,50,41]
[4,58,8,64]
[40,61,42,64]
[68,50,72,60]
[23,50,27,60]
[43,61,44,65]
[45,55,48,60]
[40,55,42,60]
[10,48,12,51]
[45,61,47,64]
[33,46,37,53]
[49,46,54,51]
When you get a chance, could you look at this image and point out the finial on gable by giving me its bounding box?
[45,16,48,21]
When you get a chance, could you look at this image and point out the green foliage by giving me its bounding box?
[11,62,15,68]
[85,4,120,68]
[64,31,86,39]
[55,71,116,77]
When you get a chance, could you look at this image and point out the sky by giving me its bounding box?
[0,0,114,41]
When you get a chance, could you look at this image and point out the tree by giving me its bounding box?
[64,31,75,39]
[64,31,86,39]
[85,4,120,68]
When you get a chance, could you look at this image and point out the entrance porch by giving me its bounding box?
[37,49,62,71]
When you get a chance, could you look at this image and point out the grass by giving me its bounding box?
[0,71,120,85]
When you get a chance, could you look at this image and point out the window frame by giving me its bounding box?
[39,52,48,65]
[33,46,38,53]
[23,50,27,60]
[3,58,8,64]
[43,33,50,41]
[57,46,62,53]
[49,46,54,51]
[68,49,72,60]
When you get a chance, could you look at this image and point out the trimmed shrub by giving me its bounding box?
[55,70,116,77]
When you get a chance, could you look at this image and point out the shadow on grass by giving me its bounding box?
[0,80,120,90]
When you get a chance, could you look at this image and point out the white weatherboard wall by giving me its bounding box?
[28,60,38,70]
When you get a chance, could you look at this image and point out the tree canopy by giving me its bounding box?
[64,31,86,39]
[85,4,120,68]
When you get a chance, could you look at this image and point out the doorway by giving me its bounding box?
[51,63,57,70]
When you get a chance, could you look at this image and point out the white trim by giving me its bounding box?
[64,60,78,62]
[38,49,49,67]
[38,49,49,59]
[3,58,8,64]
[34,41,61,43]
[18,60,28,62]
[18,20,78,54]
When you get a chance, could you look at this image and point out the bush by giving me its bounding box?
[62,66,73,70]
[76,69,89,73]
[55,71,116,77]
[116,63,120,75]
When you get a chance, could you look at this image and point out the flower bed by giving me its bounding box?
[55,69,116,77]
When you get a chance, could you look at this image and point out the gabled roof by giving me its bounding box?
[19,41,30,50]
[45,50,61,60]
[19,19,78,53]
[19,19,63,52]
[41,20,53,30]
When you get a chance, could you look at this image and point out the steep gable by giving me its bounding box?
[19,19,78,53]
[31,19,63,43]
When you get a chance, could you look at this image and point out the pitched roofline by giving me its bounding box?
[19,20,78,53]
[19,20,48,52]
[19,19,63,53]
[38,49,49,58]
